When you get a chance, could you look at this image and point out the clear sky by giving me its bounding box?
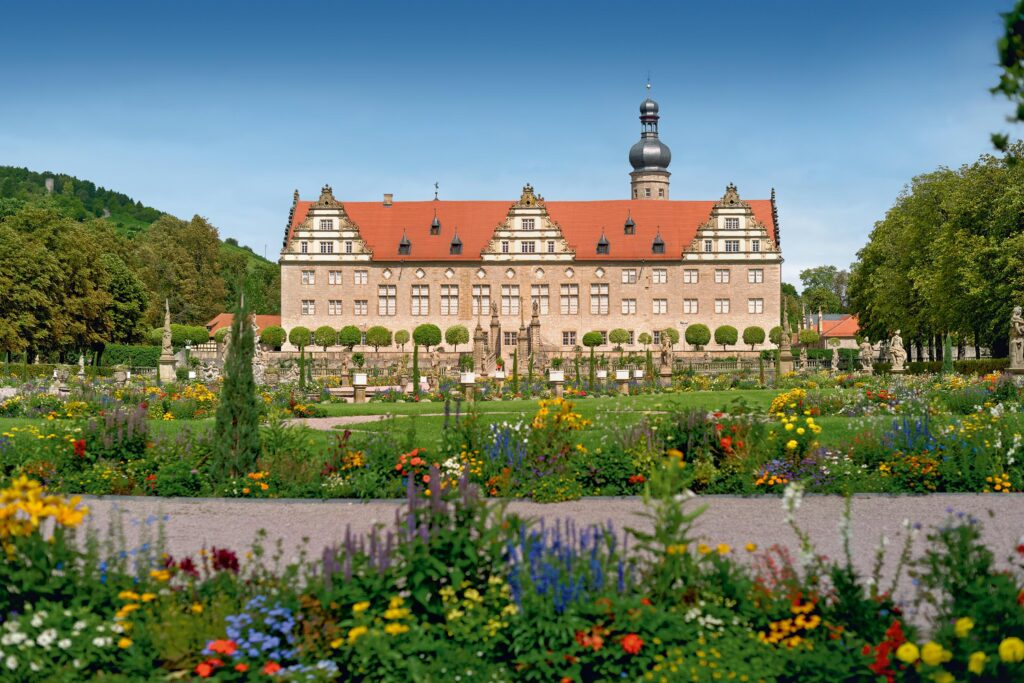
[0,0,1013,282]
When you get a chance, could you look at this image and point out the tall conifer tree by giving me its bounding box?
[213,295,261,478]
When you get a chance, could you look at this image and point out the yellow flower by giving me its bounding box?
[697,543,711,555]
[352,601,370,614]
[785,440,798,450]
[920,641,951,666]
[895,642,919,664]
[384,623,409,636]
[149,569,171,582]
[953,617,974,638]
[190,603,204,614]
[931,672,953,683]
[784,423,794,431]
[666,544,687,555]
[796,427,805,435]
[347,625,368,645]
[117,637,133,649]
[999,636,1024,663]
[715,544,731,556]
[745,543,757,552]
[967,651,987,675]
[118,591,140,601]
[140,593,157,603]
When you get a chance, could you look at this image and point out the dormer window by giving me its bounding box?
[624,214,635,235]
[725,217,740,230]
[652,233,665,254]
[450,231,463,255]
[596,232,610,255]
[398,232,411,255]
[430,212,441,235]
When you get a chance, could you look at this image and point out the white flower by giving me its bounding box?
[5,656,16,671]
[29,614,43,629]
[36,629,56,648]
[29,662,40,672]
[72,621,86,632]
[92,637,112,648]
[57,639,71,650]
[782,482,805,522]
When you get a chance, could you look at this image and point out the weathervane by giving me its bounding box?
[434,181,439,201]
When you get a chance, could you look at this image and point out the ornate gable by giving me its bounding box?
[283,184,373,262]
[480,184,575,262]
[684,183,780,261]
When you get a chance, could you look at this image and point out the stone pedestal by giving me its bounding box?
[158,356,176,383]
[659,366,673,388]
[353,386,366,403]
[551,381,564,398]
[461,372,476,401]
[779,352,794,375]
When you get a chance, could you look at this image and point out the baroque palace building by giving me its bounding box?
[279,94,782,356]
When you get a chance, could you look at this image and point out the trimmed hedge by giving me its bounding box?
[907,358,1010,375]
[103,344,161,368]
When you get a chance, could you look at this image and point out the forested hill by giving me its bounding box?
[0,166,280,358]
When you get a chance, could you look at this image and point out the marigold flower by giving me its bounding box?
[745,543,757,552]
[716,543,731,555]
[785,440,798,450]
[920,641,951,666]
[697,543,711,555]
[384,623,410,636]
[149,569,171,582]
[621,633,644,655]
[191,603,204,614]
[117,638,132,649]
[352,601,370,613]
[999,636,1024,663]
[348,625,369,645]
[968,651,987,675]
[953,617,974,638]
[895,642,919,664]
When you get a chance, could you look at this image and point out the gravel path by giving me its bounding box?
[80,493,1023,607]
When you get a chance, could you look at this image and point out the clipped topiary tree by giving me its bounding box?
[582,331,603,387]
[769,326,784,346]
[638,332,653,348]
[413,324,442,351]
[365,326,392,352]
[213,295,260,479]
[445,325,470,352]
[338,325,361,351]
[314,325,338,352]
[394,329,410,351]
[798,329,821,346]
[609,328,630,355]
[742,326,766,350]
[685,324,711,350]
[259,325,286,350]
[288,326,311,350]
[214,328,230,344]
[714,325,738,351]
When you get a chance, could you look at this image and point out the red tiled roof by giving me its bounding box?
[205,314,282,334]
[288,198,777,261]
[821,315,859,338]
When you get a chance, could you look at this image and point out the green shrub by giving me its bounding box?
[742,326,765,349]
[288,326,311,349]
[714,325,738,350]
[365,326,392,351]
[214,328,230,344]
[314,325,338,351]
[685,324,711,349]
[259,324,287,350]
[102,344,160,367]
[769,325,783,345]
[413,324,442,350]
[338,325,362,350]
[445,325,470,351]
[394,329,410,350]
[798,329,820,345]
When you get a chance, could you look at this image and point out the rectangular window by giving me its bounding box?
[715,298,730,314]
[600,330,608,344]
[658,188,665,198]
[683,299,698,314]
[472,285,490,316]
[319,241,334,254]
[319,219,333,230]
[411,285,430,316]
[683,269,699,284]
[503,331,518,347]
[724,217,739,230]
[590,283,609,315]
[560,284,579,314]
[751,240,760,253]
[328,270,342,285]
[354,300,368,316]
[714,268,730,284]
[501,285,520,315]
[628,331,635,345]
[300,241,308,254]
[345,241,353,254]
[644,188,651,198]
[354,270,368,285]
[621,298,637,314]
[501,241,509,254]
[301,270,315,285]
[725,240,741,253]
[521,241,536,254]
[748,298,764,314]
[748,268,764,284]
[621,268,638,284]
[562,331,577,346]
[653,298,667,314]
[547,240,555,253]
[522,218,535,230]
[440,284,459,316]
[328,300,342,316]
[377,285,396,316]
[653,330,661,344]
[301,299,315,316]
[703,240,712,253]
[531,284,549,315]
[652,268,667,284]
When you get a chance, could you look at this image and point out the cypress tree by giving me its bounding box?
[510,349,519,395]
[213,295,261,479]
[412,343,420,399]
[527,354,534,397]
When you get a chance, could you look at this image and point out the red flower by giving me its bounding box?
[641,598,653,606]
[195,661,219,678]
[262,661,282,675]
[210,547,240,574]
[208,639,238,656]
[73,439,86,457]
[561,678,574,683]
[235,663,250,672]
[628,474,646,485]
[621,633,644,655]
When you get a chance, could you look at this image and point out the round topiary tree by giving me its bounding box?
[662,327,680,347]
[742,326,766,350]
[769,326,784,346]
[714,325,738,351]
[582,331,603,386]
[259,325,286,350]
[338,325,362,351]
[288,326,311,350]
[185,325,210,345]
[314,325,338,352]
[609,328,630,354]
[394,329,410,351]
[444,325,470,352]
[798,329,821,346]
[365,326,392,352]
[214,328,230,344]
[638,332,653,348]
[685,324,711,350]
[413,323,442,351]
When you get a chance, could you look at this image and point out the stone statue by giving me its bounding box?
[889,330,907,372]
[490,301,498,317]
[77,353,85,377]
[858,337,875,375]
[798,346,808,370]
[161,300,173,355]
[532,298,539,317]
[1011,305,1024,369]
[830,345,839,372]
[659,333,672,369]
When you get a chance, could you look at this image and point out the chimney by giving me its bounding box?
[383,193,393,207]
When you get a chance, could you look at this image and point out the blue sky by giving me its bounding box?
[0,0,1013,282]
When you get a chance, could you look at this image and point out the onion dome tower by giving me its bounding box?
[629,83,671,200]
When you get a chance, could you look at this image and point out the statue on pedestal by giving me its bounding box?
[659,332,672,369]
[889,330,907,372]
[798,346,808,371]
[858,337,875,375]
[1011,305,1024,370]
[830,345,839,372]
[77,353,85,377]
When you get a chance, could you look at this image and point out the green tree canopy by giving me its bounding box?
[101,253,148,345]
[798,329,821,346]
[365,326,392,351]
[444,325,470,351]
[259,325,286,350]
[662,328,680,346]
[581,331,604,348]
[288,326,311,349]
[714,325,738,350]
[685,324,711,349]
[742,326,766,350]
[638,332,653,347]
[213,294,260,478]
[412,324,442,350]
[609,328,629,351]
[799,265,848,314]
[769,326,784,346]
[394,330,410,350]
[314,325,338,351]
[338,325,362,350]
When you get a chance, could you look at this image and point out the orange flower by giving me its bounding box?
[262,661,282,674]
[234,663,249,672]
[208,639,238,656]
[195,661,215,678]
[621,633,644,655]
[422,474,431,483]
